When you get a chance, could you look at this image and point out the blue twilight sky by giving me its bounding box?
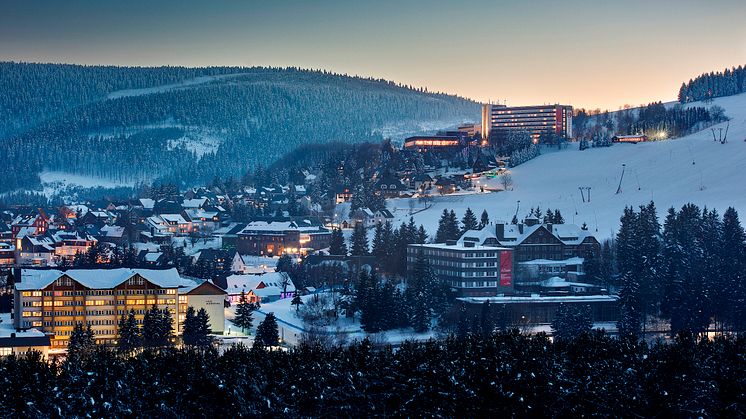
[2,0,745,109]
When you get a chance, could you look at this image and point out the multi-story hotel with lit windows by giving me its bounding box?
[13,268,226,349]
[481,104,573,145]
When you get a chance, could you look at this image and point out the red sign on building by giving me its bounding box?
[500,250,513,287]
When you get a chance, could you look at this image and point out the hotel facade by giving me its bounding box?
[13,268,226,349]
[482,104,573,145]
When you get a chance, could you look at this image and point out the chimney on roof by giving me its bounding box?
[518,224,524,234]
[546,223,553,233]
[496,223,505,240]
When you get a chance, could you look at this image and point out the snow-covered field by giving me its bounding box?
[106,73,249,99]
[389,93,746,240]
[373,118,474,142]
[39,171,137,196]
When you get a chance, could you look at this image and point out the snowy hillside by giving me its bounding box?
[389,93,746,240]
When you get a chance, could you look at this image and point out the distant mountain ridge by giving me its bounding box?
[0,62,479,193]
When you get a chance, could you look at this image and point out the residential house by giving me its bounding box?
[230,253,277,275]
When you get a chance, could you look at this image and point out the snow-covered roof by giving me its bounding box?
[139,198,155,209]
[15,226,38,239]
[518,257,584,266]
[459,295,618,304]
[144,252,163,262]
[540,277,597,288]
[160,214,188,224]
[239,221,327,234]
[253,286,282,297]
[182,198,208,209]
[99,225,125,238]
[226,274,264,294]
[17,268,183,291]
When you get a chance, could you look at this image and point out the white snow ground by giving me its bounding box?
[388,92,746,240]
[39,171,137,195]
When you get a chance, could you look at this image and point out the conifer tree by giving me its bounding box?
[479,300,494,337]
[276,254,293,273]
[291,292,304,311]
[461,207,478,234]
[479,209,490,230]
[349,223,369,256]
[142,305,173,348]
[117,309,141,354]
[257,313,280,347]
[412,225,425,245]
[617,271,641,339]
[329,227,347,256]
[435,209,450,243]
[553,209,564,224]
[447,210,460,240]
[545,208,554,224]
[183,306,212,348]
[552,303,593,341]
[68,322,95,361]
[371,223,386,262]
[721,207,746,331]
[232,291,255,333]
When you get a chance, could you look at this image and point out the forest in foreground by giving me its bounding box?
[1,331,743,417]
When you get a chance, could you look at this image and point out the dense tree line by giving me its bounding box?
[616,202,746,337]
[678,65,746,103]
[0,64,478,193]
[0,332,742,416]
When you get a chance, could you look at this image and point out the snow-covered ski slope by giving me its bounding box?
[389,92,746,240]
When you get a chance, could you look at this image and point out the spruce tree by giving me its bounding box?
[617,271,641,339]
[329,227,347,256]
[117,309,141,354]
[553,209,564,224]
[232,291,255,333]
[257,313,280,347]
[435,209,450,243]
[291,292,304,311]
[183,306,212,348]
[416,225,428,244]
[447,210,460,240]
[479,209,490,230]
[276,254,293,273]
[142,305,173,348]
[371,223,386,262]
[544,208,554,224]
[479,300,493,337]
[721,207,746,331]
[552,303,593,341]
[349,223,369,256]
[68,322,95,361]
[461,207,478,234]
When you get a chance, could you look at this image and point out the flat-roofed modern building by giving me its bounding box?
[13,268,226,349]
[482,104,573,145]
[407,242,514,297]
[403,135,463,152]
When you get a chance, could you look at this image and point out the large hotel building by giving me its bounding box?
[481,104,573,145]
[13,268,226,349]
[407,241,514,297]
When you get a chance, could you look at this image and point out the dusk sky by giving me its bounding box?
[2,0,745,109]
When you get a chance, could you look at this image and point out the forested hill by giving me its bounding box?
[0,62,479,193]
